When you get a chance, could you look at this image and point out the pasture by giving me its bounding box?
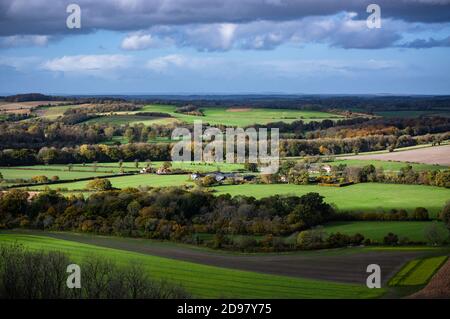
[321,221,449,243]
[212,183,450,217]
[0,233,384,299]
[0,168,112,181]
[138,104,342,126]
[389,256,448,286]
[26,174,192,191]
[330,159,446,171]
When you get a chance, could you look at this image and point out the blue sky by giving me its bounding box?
[1,0,450,95]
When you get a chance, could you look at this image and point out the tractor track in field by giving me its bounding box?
[29,231,434,285]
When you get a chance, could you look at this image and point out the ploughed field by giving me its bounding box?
[342,145,450,166]
[0,232,386,299]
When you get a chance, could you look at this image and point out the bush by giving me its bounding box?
[326,232,365,248]
[86,178,112,191]
[0,244,190,299]
[383,232,399,245]
[441,202,450,231]
[412,207,429,220]
[424,221,449,245]
[31,175,49,183]
[296,226,326,249]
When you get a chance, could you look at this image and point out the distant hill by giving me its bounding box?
[4,93,59,102]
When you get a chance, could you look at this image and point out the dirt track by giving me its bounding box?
[342,145,450,166]
[37,232,434,285]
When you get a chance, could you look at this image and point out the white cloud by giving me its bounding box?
[0,35,50,48]
[42,55,131,73]
[146,54,188,72]
[121,33,156,50]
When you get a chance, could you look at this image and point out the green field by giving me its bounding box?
[0,233,384,299]
[389,256,448,286]
[9,161,245,175]
[34,104,80,119]
[212,183,450,216]
[135,105,342,126]
[0,168,112,181]
[26,174,192,191]
[330,159,447,171]
[322,221,449,243]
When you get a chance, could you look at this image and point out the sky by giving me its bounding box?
[1,0,450,95]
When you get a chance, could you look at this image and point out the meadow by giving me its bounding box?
[0,168,112,180]
[0,233,384,299]
[212,183,450,216]
[136,104,342,126]
[321,221,449,243]
[330,159,447,171]
[389,256,448,286]
[26,174,192,190]
[6,161,245,175]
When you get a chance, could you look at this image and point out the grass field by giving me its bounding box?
[330,159,447,171]
[0,233,384,299]
[212,183,450,217]
[322,221,449,243]
[389,256,448,286]
[136,104,342,126]
[8,161,245,175]
[0,168,112,180]
[25,174,192,191]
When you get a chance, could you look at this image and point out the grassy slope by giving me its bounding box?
[389,256,448,286]
[321,221,449,243]
[331,159,447,171]
[6,161,245,175]
[27,174,192,190]
[0,168,112,180]
[0,233,384,299]
[212,183,450,217]
[139,104,341,126]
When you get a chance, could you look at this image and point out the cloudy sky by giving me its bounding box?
[1,0,450,95]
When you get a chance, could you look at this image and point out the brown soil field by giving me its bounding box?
[227,107,252,112]
[408,259,450,299]
[30,231,433,285]
[343,145,450,166]
[0,101,65,114]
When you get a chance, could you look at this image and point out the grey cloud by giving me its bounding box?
[400,36,450,48]
[1,0,450,37]
[124,14,407,51]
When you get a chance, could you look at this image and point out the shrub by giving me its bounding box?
[31,175,49,183]
[296,226,326,249]
[424,221,449,245]
[412,207,429,220]
[0,244,190,299]
[86,178,112,191]
[441,202,450,231]
[383,232,399,245]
